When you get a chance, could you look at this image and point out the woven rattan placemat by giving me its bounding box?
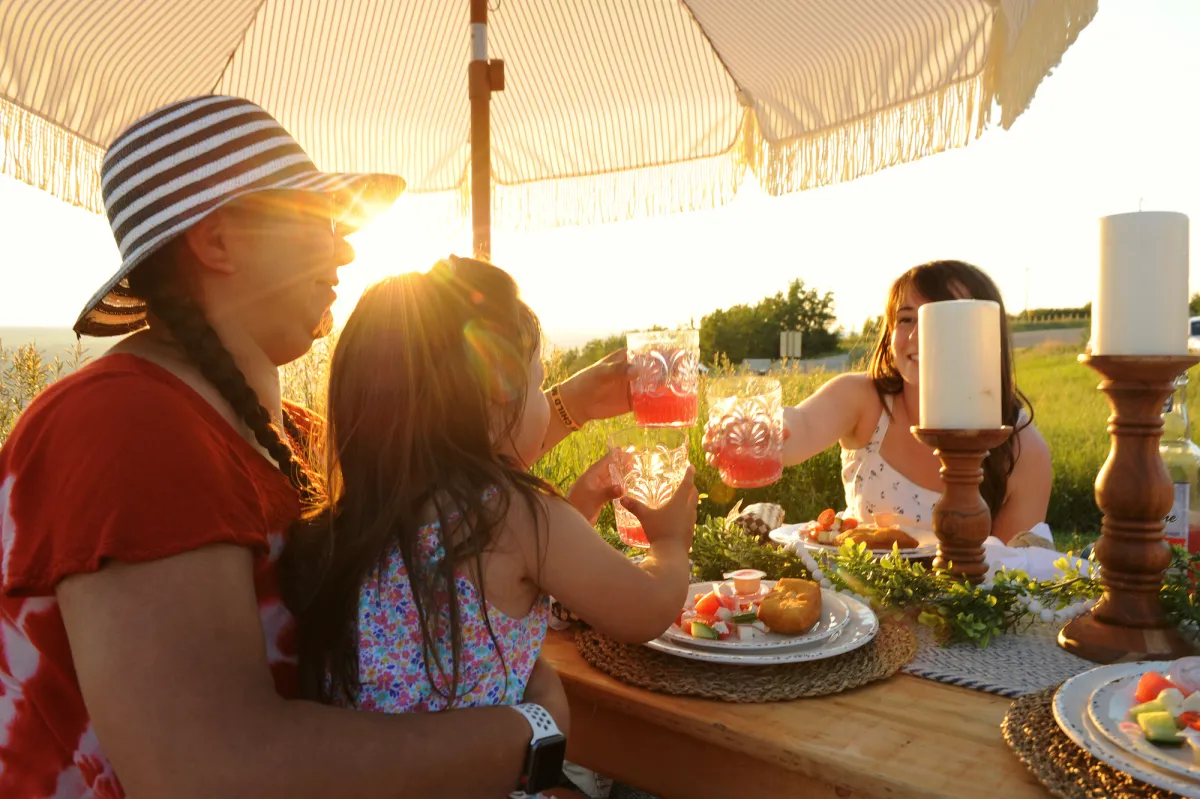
[1002,686,1192,799]
[574,621,916,702]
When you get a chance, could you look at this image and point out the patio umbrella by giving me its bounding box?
[1,0,1095,258]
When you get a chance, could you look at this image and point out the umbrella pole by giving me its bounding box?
[469,0,503,260]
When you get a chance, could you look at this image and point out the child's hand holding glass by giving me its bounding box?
[565,452,623,526]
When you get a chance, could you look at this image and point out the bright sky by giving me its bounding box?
[2,0,1198,348]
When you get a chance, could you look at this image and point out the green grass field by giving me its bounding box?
[5,337,1194,551]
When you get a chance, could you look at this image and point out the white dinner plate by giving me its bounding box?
[769,522,938,559]
[663,581,851,651]
[644,593,878,665]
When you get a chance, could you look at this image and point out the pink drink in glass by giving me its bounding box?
[627,330,700,428]
[706,377,784,489]
[710,448,782,488]
[608,427,690,549]
[630,391,699,428]
[614,517,649,547]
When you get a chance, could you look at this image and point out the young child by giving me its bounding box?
[282,256,696,732]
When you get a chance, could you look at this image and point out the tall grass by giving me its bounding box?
[0,340,90,444]
[5,336,1197,542]
[1017,344,1110,533]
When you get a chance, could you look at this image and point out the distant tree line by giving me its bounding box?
[555,334,628,377]
[553,279,840,375]
[1018,303,1091,323]
[697,279,838,364]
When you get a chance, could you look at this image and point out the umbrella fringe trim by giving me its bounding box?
[988,0,1099,130]
[1,97,105,214]
[481,74,990,229]
[744,74,990,199]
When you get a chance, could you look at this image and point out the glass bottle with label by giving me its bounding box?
[1160,372,1200,552]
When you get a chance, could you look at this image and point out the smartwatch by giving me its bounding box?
[508,702,567,797]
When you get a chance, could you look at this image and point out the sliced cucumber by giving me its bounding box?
[1130,699,1169,718]
[1140,711,1185,745]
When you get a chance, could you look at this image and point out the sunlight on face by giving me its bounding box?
[513,350,550,467]
[891,286,923,386]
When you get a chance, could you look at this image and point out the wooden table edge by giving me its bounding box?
[542,629,1049,799]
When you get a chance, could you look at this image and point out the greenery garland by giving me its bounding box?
[604,516,1200,647]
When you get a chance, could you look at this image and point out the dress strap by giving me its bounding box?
[868,394,893,449]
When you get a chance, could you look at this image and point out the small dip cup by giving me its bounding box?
[724,569,767,596]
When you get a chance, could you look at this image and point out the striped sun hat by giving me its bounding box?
[74,95,405,337]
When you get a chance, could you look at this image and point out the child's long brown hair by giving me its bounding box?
[281,256,554,705]
[866,260,1034,516]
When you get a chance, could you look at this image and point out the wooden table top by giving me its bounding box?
[542,629,1049,799]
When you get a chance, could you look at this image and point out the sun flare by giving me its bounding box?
[334,194,472,327]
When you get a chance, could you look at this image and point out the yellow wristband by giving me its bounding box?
[549,384,583,431]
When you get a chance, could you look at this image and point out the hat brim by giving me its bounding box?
[73,170,405,338]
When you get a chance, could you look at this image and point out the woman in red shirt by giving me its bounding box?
[0,96,627,798]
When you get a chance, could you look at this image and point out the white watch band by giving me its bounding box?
[510,702,562,742]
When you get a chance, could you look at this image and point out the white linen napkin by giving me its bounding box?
[982,524,1093,582]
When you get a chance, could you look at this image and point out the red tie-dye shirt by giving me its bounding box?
[0,354,309,798]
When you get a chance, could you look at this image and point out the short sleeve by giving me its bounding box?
[0,364,291,595]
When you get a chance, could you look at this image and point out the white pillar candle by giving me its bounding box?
[918,299,1003,429]
[1092,211,1190,356]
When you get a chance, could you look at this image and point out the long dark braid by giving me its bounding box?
[128,244,318,501]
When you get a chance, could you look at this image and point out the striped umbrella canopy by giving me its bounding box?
[2,0,1095,258]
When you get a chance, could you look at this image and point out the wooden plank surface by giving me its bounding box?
[542,630,1049,799]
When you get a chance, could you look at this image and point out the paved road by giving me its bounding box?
[757,326,1087,376]
[791,353,851,372]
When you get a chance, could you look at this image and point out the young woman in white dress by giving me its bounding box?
[773,260,1052,545]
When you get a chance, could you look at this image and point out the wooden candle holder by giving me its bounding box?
[1058,353,1200,663]
[911,427,1013,584]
